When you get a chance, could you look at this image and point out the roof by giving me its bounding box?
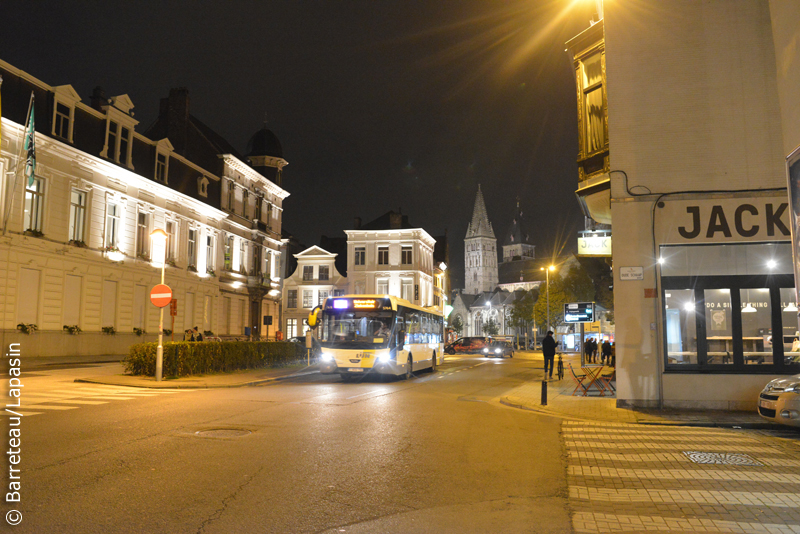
[465,185,496,240]
[359,210,413,230]
[245,126,283,159]
[498,259,546,285]
[503,198,533,247]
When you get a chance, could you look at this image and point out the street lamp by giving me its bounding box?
[540,265,555,334]
[151,228,168,382]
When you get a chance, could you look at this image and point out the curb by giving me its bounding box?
[74,368,320,389]
[499,396,783,430]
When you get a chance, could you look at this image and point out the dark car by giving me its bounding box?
[444,336,488,355]
[482,340,514,358]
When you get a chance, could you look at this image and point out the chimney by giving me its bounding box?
[90,86,107,111]
[389,211,402,229]
[160,87,190,154]
[353,217,361,230]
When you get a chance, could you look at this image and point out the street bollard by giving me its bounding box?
[541,379,547,406]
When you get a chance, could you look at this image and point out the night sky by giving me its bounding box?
[1,1,595,289]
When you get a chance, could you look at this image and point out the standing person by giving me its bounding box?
[584,337,593,364]
[193,326,203,341]
[542,330,557,380]
[184,329,193,342]
[601,339,612,365]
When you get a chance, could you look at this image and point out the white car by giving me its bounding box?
[758,374,800,427]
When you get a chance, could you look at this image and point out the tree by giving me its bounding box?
[509,290,537,345]
[450,314,464,336]
[533,261,596,329]
[483,318,500,336]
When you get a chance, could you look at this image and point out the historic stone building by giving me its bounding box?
[464,185,498,294]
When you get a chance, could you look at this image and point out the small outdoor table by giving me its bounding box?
[580,365,608,396]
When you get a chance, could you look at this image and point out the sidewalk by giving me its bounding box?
[502,351,778,429]
[74,362,319,389]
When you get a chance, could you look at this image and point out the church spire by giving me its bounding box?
[466,184,496,239]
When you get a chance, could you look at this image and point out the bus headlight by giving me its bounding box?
[376,352,392,363]
[320,352,334,362]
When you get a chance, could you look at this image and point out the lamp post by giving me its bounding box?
[151,229,168,382]
[540,265,555,333]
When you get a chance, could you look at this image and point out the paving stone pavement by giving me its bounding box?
[565,421,800,533]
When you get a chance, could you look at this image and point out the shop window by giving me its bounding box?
[704,289,733,365]
[780,288,799,360]
[665,289,698,365]
[740,288,773,365]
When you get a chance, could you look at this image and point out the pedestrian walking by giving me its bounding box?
[601,339,612,365]
[542,331,557,379]
[584,338,593,364]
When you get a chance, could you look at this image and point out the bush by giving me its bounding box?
[123,341,307,378]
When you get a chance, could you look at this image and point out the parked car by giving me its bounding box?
[757,373,800,427]
[482,340,514,358]
[444,336,488,355]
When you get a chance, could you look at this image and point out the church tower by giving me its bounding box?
[502,197,535,263]
[464,185,498,293]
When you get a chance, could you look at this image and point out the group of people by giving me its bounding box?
[183,326,204,342]
[584,337,614,366]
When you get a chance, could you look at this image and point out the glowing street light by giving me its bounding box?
[150,228,168,382]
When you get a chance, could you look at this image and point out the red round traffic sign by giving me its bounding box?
[150,284,173,308]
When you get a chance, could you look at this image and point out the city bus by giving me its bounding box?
[315,295,444,380]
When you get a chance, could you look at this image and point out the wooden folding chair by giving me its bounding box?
[598,369,616,393]
[568,363,588,396]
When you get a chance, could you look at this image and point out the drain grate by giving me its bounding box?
[195,429,251,438]
[683,451,763,466]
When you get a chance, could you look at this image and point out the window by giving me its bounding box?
[319,265,329,281]
[252,245,260,276]
[264,249,271,276]
[206,234,215,272]
[303,266,313,281]
[197,176,209,198]
[287,290,298,308]
[166,220,177,261]
[318,290,328,305]
[303,290,313,308]
[402,246,412,265]
[68,189,86,243]
[242,190,249,219]
[224,235,233,270]
[239,239,247,273]
[54,103,71,140]
[333,289,345,297]
[287,318,297,338]
[155,152,168,183]
[355,247,365,266]
[266,203,273,229]
[402,279,413,301]
[188,228,197,269]
[105,202,120,247]
[119,127,130,164]
[227,181,235,211]
[136,211,149,257]
[580,52,605,155]
[107,121,119,161]
[23,177,44,233]
[378,246,389,265]
[254,196,262,221]
[377,279,388,294]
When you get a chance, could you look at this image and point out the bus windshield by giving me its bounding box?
[319,310,395,349]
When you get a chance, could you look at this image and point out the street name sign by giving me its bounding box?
[150,284,173,308]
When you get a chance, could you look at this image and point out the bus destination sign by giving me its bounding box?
[564,302,595,323]
[329,298,392,311]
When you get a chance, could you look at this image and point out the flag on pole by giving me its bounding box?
[23,95,36,187]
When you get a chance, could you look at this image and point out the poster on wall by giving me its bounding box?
[787,144,800,336]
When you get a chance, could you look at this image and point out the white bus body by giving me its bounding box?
[317,295,444,379]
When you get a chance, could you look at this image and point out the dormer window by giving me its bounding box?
[155,152,168,183]
[104,121,132,167]
[197,176,209,198]
[53,103,72,141]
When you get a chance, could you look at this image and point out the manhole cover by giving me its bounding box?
[683,451,763,466]
[195,429,251,438]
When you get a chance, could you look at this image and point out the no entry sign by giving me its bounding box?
[150,284,173,308]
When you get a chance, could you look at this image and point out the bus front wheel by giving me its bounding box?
[406,356,413,380]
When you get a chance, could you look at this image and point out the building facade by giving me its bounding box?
[0,58,289,356]
[282,246,347,338]
[345,211,437,309]
[567,0,800,409]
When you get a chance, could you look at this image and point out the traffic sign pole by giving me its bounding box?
[150,281,171,382]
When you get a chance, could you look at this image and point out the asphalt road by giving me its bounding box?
[13,356,570,533]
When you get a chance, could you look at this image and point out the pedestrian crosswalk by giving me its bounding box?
[2,384,192,416]
[564,421,800,533]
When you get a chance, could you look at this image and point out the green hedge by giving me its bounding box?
[124,341,307,377]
